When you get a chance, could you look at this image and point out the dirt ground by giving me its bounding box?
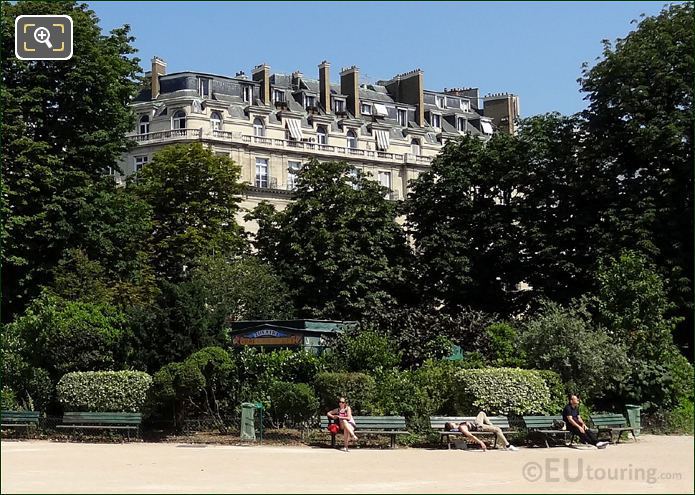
[1,434,692,493]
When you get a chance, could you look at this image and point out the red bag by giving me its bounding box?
[327,424,339,434]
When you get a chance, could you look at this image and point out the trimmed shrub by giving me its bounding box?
[57,371,152,412]
[268,382,319,428]
[2,387,18,410]
[535,369,566,414]
[453,368,554,416]
[314,372,376,414]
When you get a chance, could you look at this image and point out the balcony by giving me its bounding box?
[131,128,433,166]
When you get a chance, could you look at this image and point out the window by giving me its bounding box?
[411,139,421,156]
[242,85,253,103]
[139,115,150,135]
[172,110,186,130]
[457,117,466,132]
[316,126,327,145]
[334,98,345,113]
[397,109,407,126]
[346,130,358,149]
[253,118,265,137]
[287,160,302,190]
[378,171,391,198]
[305,95,316,108]
[210,111,222,131]
[460,99,470,112]
[481,121,494,135]
[134,155,148,173]
[430,113,441,128]
[273,89,285,103]
[198,77,211,98]
[255,158,269,188]
[436,95,445,108]
[361,103,372,115]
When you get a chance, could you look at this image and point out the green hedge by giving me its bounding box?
[314,372,376,414]
[454,368,554,416]
[268,382,319,427]
[57,371,152,412]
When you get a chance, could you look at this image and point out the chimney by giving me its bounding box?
[382,69,425,126]
[483,93,520,134]
[340,66,360,117]
[319,61,330,113]
[252,64,270,104]
[291,70,303,88]
[151,57,167,99]
[445,87,480,110]
[235,70,248,80]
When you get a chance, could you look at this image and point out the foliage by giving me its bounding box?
[481,323,525,367]
[2,388,18,411]
[365,304,498,368]
[1,1,142,322]
[580,3,693,329]
[314,372,376,415]
[57,371,152,412]
[520,299,627,400]
[132,143,247,281]
[454,368,555,416]
[268,382,319,428]
[327,329,401,373]
[147,347,235,431]
[597,251,683,360]
[189,254,294,324]
[665,399,694,435]
[6,293,130,381]
[248,159,410,320]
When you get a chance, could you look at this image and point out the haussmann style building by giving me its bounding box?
[117,57,520,232]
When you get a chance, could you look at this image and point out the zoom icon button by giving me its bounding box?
[15,15,73,60]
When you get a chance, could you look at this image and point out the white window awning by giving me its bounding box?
[286,118,303,140]
[481,121,494,134]
[373,103,389,117]
[374,129,390,151]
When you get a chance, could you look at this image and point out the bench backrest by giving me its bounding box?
[320,415,406,430]
[590,414,627,428]
[62,412,142,425]
[522,415,564,429]
[429,416,510,430]
[1,411,40,423]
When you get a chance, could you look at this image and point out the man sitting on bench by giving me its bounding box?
[563,394,608,449]
[444,411,518,451]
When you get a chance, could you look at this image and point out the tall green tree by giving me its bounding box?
[580,3,694,349]
[405,134,526,313]
[132,143,247,281]
[1,1,142,321]
[248,160,410,320]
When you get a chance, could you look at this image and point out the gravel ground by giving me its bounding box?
[1,434,692,493]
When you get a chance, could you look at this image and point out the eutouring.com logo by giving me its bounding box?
[522,459,683,484]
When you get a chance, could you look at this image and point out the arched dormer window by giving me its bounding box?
[139,115,150,135]
[347,130,357,149]
[172,110,186,130]
[253,117,265,137]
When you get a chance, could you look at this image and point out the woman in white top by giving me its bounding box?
[327,397,358,452]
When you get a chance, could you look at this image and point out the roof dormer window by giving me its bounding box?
[435,95,445,108]
[273,89,286,103]
[242,85,253,103]
[361,103,372,115]
[430,113,441,129]
[198,77,211,98]
[457,117,466,132]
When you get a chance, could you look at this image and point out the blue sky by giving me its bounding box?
[90,1,668,117]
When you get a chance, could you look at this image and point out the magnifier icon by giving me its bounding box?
[33,26,53,49]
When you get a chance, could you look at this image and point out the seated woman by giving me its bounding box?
[444,412,519,451]
[327,397,358,452]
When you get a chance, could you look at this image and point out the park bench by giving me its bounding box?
[1,410,40,430]
[522,415,573,448]
[590,413,637,444]
[57,412,142,439]
[320,415,408,449]
[430,416,511,449]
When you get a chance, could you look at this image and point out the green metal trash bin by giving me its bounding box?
[240,402,257,440]
[625,404,641,436]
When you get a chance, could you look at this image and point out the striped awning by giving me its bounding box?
[374,129,390,151]
[286,118,303,140]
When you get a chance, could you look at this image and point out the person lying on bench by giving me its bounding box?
[563,394,608,449]
[327,397,358,452]
[444,412,518,451]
